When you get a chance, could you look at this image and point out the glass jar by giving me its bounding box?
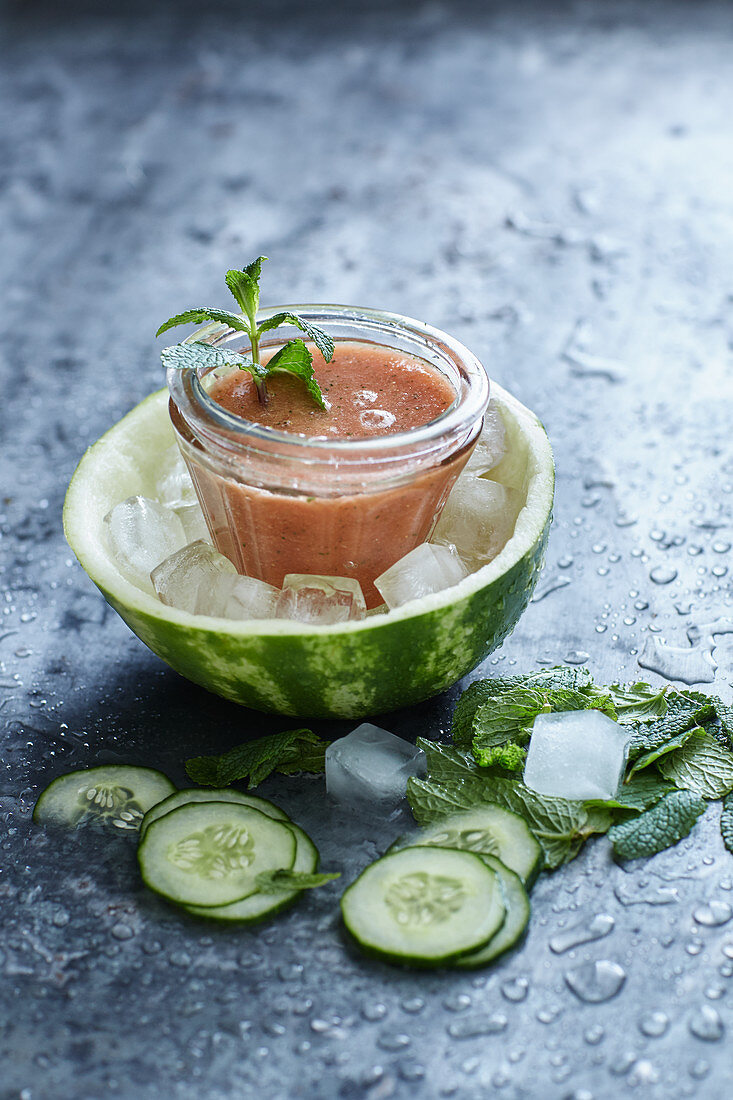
[167,305,489,608]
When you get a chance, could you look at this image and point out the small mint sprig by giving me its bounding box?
[156,256,334,409]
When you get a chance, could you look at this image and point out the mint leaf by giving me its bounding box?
[412,736,612,866]
[161,341,261,377]
[266,339,327,410]
[472,686,616,760]
[186,728,329,789]
[609,682,669,722]
[156,307,250,338]
[225,258,266,320]
[452,667,596,747]
[721,793,733,853]
[627,695,715,773]
[407,772,606,868]
[472,688,546,753]
[255,869,340,894]
[627,724,702,776]
[608,789,706,860]
[258,312,335,362]
[658,730,733,799]
[584,770,673,813]
[716,701,733,750]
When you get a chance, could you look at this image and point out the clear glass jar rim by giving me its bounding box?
[169,304,489,457]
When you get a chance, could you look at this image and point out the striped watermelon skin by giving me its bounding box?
[64,388,553,719]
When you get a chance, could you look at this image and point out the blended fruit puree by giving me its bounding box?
[182,340,470,607]
[210,340,456,437]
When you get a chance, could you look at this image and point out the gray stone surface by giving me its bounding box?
[2,0,733,1096]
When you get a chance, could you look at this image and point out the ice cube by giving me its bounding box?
[465,405,507,475]
[104,496,187,590]
[432,477,520,568]
[275,574,367,625]
[177,503,210,544]
[325,723,426,806]
[523,710,630,801]
[375,543,468,609]
[197,573,279,620]
[151,540,237,613]
[155,445,198,510]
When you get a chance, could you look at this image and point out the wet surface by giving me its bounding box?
[2,0,733,1096]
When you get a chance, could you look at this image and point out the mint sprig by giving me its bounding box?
[185,728,330,789]
[255,869,341,894]
[415,670,733,870]
[157,257,334,409]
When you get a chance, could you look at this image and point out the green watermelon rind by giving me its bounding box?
[63,385,554,718]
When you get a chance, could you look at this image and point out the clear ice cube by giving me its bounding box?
[465,404,507,475]
[104,496,187,590]
[177,503,210,544]
[432,477,520,568]
[151,540,237,613]
[325,723,426,806]
[197,573,280,620]
[375,543,468,609]
[275,574,367,624]
[155,445,198,510]
[523,710,630,801]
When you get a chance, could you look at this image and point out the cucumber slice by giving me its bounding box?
[138,801,296,908]
[341,846,506,967]
[184,823,319,923]
[33,765,176,830]
[456,855,530,968]
[397,805,542,886]
[140,788,289,840]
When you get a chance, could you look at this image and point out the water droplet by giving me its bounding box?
[564,960,626,1003]
[501,977,529,1002]
[443,993,471,1012]
[51,909,70,928]
[650,566,678,585]
[628,1059,660,1086]
[531,575,572,602]
[537,1004,562,1025]
[110,922,134,941]
[704,984,724,1000]
[713,541,731,554]
[638,635,716,685]
[377,1032,410,1051]
[615,883,677,907]
[549,914,614,954]
[447,1014,507,1039]
[689,1059,710,1080]
[584,1024,604,1045]
[564,348,628,383]
[558,555,574,569]
[400,997,425,1015]
[694,900,733,927]
[688,1005,724,1041]
[362,1002,388,1022]
[564,649,590,665]
[639,1010,669,1037]
[398,1060,426,1081]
